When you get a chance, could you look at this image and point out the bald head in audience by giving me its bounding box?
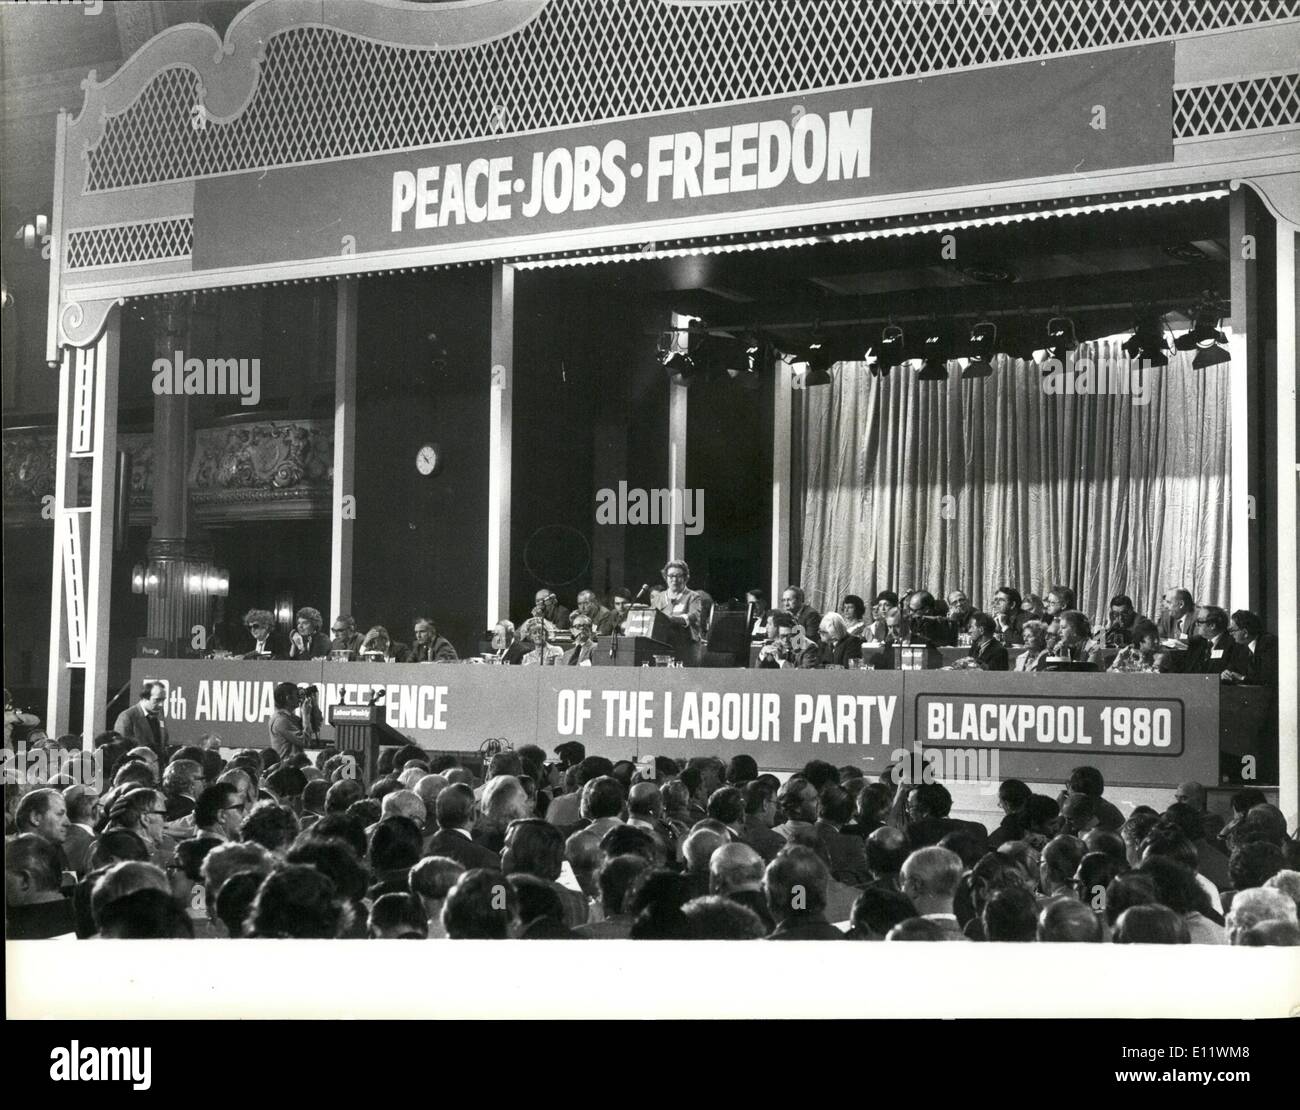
[1037,897,1103,942]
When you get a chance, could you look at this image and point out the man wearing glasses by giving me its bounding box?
[192,783,247,842]
[330,615,365,659]
[240,608,288,660]
[1186,606,1254,681]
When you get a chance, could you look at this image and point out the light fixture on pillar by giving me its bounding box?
[1122,310,1170,369]
[274,592,294,629]
[960,321,998,379]
[131,564,146,594]
[1174,294,1230,369]
[659,330,699,387]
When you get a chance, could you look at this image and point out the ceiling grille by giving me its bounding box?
[83,0,1298,192]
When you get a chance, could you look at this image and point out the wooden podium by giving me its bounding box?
[329,703,407,783]
[590,606,679,666]
[591,635,677,666]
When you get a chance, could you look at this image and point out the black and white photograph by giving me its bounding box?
[2,0,1298,1054]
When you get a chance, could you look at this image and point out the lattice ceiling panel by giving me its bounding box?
[84,0,1298,191]
[64,218,194,269]
[1175,72,1300,137]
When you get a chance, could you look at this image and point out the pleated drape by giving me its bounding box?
[797,339,1232,625]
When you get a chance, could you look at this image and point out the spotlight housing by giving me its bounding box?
[878,325,907,372]
[663,348,698,385]
[961,321,998,379]
[1122,313,1169,369]
[726,339,765,390]
[916,326,951,382]
[800,339,833,387]
[1174,299,1230,370]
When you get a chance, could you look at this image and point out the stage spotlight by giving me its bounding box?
[1122,313,1169,369]
[663,348,698,385]
[726,339,765,390]
[1033,316,1078,374]
[916,326,951,381]
[1174,300,1230,369]
[960,321,998,379]
[800,339,833,386]
[878,324,907,372]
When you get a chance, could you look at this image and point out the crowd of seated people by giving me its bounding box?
[7,730,1298,944]
[748,582,1276,682]
[195,573,1278,683]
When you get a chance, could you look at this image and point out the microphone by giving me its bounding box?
[367,686,386,707]
[634,583,652,603]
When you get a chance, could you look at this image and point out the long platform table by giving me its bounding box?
[129,659,1275,787]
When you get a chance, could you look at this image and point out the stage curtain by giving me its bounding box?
[797,339,1232,625]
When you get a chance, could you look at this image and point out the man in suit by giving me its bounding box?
[1187,606,1254,680]
[160,758,202,822]
[866,608,937,669]
[1157,587,1197,643]
[329,615,365,659]
[991,586,1027,645]
[763,846,845,939]
[815,784,871,886]
[113,681,169,764]
[425,783,502,869]
[965,612,1010,670]
[490,620,528,664]
[740,780,787,863]
[899,846,968,939]
[755,612,819,669]
[531,589,571,631]
[61,785,100,875]
[779,585,822,640]
[562,615,599,665]
[575,589,618,636]
[710,842,775,933]
[896,782,988,850]
[240,609,289,660]
[1229,610,1277,686]
[405,617,458,663]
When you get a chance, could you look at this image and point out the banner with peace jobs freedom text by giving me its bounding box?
[191,44,1173,270]
[129,660,1218,785]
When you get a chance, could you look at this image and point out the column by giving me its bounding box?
[487,263,514,625]
[146,296,212,649]
[770,356,794,604]
[330,278,357,623]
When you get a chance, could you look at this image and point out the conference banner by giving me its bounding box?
[130,660,1221,784]
[191,43,1173,270]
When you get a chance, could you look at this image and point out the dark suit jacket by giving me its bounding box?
[496,640,528,665]
[403,636,459,663]
[740,816,787,863]
[1187,633,1253,677]
[815,819,872,885]
[791,605,822,639]
[1245,633,1278,686]
[241,630,290,660]
[424,827,501,871]
[562,641,598,666]
[725,888,775,933]
[818,635,863,668]
[969,636,1010,671]
[767,913,845,940]
[867,633,937,669]
[907,816,988,850]
[112,703,168,760]
[1158,611,1197,642]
